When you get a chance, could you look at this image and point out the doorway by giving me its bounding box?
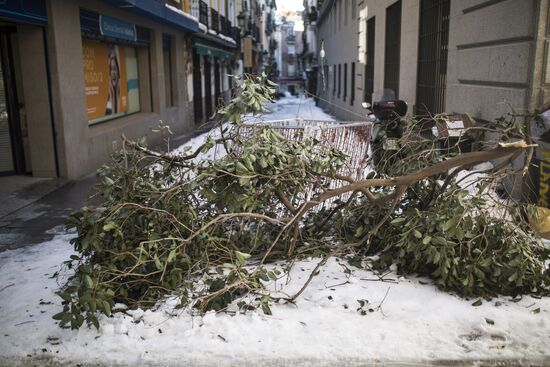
[415,0,451,115]
[192,50,203,124]
[204,56,212,120]
[384,0,402,98]
[0,27,25,176]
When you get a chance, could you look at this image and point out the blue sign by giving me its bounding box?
[0,0,47,25]
[99,15,136,42]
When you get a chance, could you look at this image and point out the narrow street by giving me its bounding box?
[0,95,549,367]
[0,0,549,366]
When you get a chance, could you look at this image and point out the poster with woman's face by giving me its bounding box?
[82,40,129,123]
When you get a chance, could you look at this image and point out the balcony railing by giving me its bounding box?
[210,8,219,33]
[199,0,208,26]
[231,26,241,47]
[220,15,233,37]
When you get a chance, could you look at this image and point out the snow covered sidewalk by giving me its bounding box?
[0,95,549,367]
[0,230,549,367]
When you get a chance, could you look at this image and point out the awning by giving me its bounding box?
[0,0,47,25]
[194,43,234,60]
[100,0,198,33]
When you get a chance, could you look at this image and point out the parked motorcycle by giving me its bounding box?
[363,89,408,169]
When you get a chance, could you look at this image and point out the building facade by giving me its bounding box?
[0,0,198,180]
[316,0,550,123]
[236,0,278,74]
[300,0,319,97]
[278,15,304,94]
[0,0,279,180]
[190,0,240,124]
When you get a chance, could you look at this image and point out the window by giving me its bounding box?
[82,40,141,125]
[344,63,347,101]
[416,0,450,114]
[344,0,348,25]
[323,64,329,94]
[351,62,355,106]
[384,0,402,98]
[163,34,174,107]
[338,64,341,98]
[339,0,343,30]
[364,17,375,103]
[333,64,337,96]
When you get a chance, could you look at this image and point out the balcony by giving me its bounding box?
[231,26,241,47]
[199,0,208,26]
[210,8,219,33]
[220,15,233,37]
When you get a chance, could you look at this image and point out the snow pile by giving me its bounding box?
[165,4,199,23]
[255,94,336,122]
[0,232,549,366]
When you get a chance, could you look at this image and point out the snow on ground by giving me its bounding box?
[1,96,549,366]
[249,93,337,122]
[1,231,549,366]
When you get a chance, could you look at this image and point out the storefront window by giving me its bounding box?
[82,39,140,125]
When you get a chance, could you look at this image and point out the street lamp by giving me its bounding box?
[237,10,248,28]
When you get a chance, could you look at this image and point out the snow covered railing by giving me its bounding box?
[240,118,373,184]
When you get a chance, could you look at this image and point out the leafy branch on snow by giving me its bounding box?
[54,74,550,329]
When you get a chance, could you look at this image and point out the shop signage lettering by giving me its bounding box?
[99,15,136,42]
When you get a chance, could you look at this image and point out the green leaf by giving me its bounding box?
[261,301,272,315]
[103,301,111,317]
[390,217,406,225]
[83,274,94,289]
[102,222,117,232]
[52,312,67,321]
[154,255,162,270]
[235,251,251,267]
[167,249,177,263]
[413,229,422,239]
[485,318,494,325]
[471,299,483,307]
[443,218,458,232]
[422,236,432,245]
[532,307,541,314]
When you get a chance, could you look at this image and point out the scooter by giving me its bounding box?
[362,90,408,169]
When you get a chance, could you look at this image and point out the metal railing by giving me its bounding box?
[210,8,219,32]
[220,15,230,36]
[199,0,208,26]
[232,26,241,47]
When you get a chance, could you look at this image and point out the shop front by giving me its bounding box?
[0,0,58,178]
[191,41,236,124]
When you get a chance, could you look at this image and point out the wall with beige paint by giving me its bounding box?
[317,0,420,121]
[317,0,548,123]
[46,0,195,179]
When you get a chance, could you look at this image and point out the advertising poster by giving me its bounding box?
[82,39,129,123]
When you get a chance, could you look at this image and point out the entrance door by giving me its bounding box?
[203,56,212,119]
[415,0,450,115]
[214,58,220,107]
[384,1,401,98]
[364,17,375,104]
[192,50,203,124]
[0,28,24,176]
